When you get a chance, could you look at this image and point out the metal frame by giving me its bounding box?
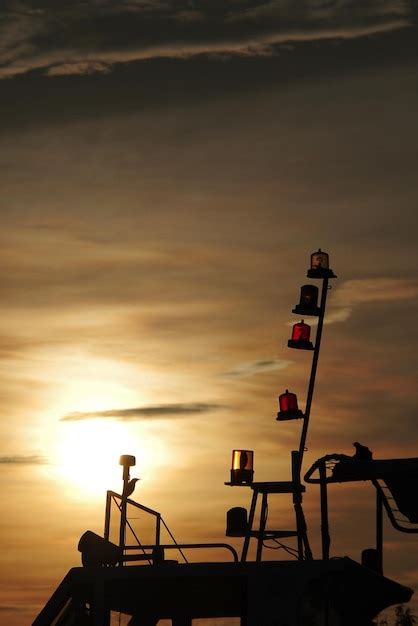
[229,259,335,562]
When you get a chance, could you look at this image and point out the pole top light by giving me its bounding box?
[307,248,336,279]
[119,455,136,468]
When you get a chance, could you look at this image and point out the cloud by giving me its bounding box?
[60,402,223,421]
[0,454,47,465]
[0,1,413,78]
[326,278,418,324]
[222,358,291,378]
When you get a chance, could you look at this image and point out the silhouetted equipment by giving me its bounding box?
[307,248,336,279]
[353,441,373,460]
[119,454,139,555]
[305,453,418,575]
[226,507,248,536]
[276,390,304,421]
[33,251,418,626]
[288,320,314,350]
[292,284,321,316]
[230,449,254,484]
[362,548,382,574]
[78,531,121,567]
[383,472,418,523]
[120,454,136,477]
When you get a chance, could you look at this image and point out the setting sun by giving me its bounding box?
[54,418,168,498]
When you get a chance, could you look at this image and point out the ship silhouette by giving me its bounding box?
[33,251,417,626]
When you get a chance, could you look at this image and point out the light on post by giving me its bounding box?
[288,320,314,350]
[292,285,321,316]
[307,248,336,279]
[277,390,304,421]
[230,449,254,485]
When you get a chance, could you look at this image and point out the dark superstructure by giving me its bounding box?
[33,251,418,626]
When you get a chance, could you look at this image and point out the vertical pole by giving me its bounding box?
[319,460,330,560]
[241,490,258,562]
[119,465,130,564]
[156,513,161,548]
[104,491,111,541]
[292,451,304,559]
[256,493,268,562]
[376,487,383,574]
[298,277,329,467]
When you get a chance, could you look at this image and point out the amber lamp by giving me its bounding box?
[230,449,254,485]
[288,320,314,350]
[292,284,321,316]
[277,390,304,421]
[307,248,336,279]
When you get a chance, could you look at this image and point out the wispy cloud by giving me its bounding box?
[60,403,223,421]
[326,278,418,324]
[0,1,412,78]
[0,454,47,465]
[222,358,291,378]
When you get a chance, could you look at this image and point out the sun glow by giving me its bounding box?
[55,418,168,499]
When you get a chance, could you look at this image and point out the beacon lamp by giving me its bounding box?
[230,449,254,485]
[307,248,336,279]
[276,390,304,421]
[288,320,314,350]
[292,284,321,316]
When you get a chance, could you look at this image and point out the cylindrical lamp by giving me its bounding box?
[288,320,314,350]
[277,390,304,421]
[307,248,336,278]
[292,285,321,316]
[230,449,254,485]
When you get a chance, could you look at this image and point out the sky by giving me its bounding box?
[1,1,418,624]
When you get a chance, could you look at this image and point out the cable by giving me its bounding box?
[161,517,189,563]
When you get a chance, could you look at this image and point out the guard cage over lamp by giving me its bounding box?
[277,390,304,421]
[230,449,254,485]
[288,320,314,350]
[292,285,321,317]
[307,248,336,279]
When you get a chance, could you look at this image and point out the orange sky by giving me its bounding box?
[1,3,418,624]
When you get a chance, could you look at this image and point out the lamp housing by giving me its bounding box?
[226,507,248,537]
[230,449,254,485]
[277,390,304,421]
[292,285,321,316]
[307,248,336,278]
[288,320,314,350]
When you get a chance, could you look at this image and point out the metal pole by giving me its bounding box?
[156,513,161,547]
[319,460,330,560]
[118,465,130,564]
[104,491,111,541]
[256,493,268,562]
[298,277,329,467]
[376,487,383,574]
[241,490,258,562]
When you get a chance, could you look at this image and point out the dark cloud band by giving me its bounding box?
[0,0,413,78]
[61,402,223,421]
[0,455,47,465]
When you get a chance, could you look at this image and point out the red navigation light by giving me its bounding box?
[307,248,336,278]
[288,320,314,350]
[230,449,254,485]
[277,390,304,421]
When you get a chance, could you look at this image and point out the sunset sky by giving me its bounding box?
[1,1,418,624]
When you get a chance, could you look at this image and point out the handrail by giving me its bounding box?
[123,542,239,563]
[372,480,418,534]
